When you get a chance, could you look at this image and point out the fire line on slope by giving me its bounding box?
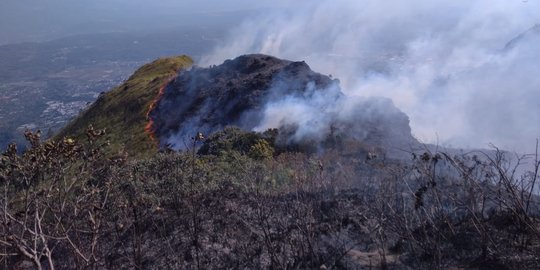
[145,76,176,143]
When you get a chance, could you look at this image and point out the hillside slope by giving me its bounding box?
[150,54,417,153]
[56,55,193,157]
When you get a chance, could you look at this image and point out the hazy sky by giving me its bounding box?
[0,0,288,44]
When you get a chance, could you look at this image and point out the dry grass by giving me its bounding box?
[1,131,539,269]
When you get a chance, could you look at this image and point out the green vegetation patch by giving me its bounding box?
[198,126,277,159]
[55,55,193,158]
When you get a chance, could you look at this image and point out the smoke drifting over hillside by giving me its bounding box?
[149,55,416,153]
[202,0,540,153]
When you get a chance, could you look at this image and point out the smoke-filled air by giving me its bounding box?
[201,0,540,153]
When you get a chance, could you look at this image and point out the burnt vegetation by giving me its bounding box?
[1,54,539,269]
[148,54,416,152]
[149,54,339,149]
[1,127,539,269]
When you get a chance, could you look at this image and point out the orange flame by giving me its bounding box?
[145,76,176,144]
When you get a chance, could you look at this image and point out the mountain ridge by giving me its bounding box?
[57,53,417,159]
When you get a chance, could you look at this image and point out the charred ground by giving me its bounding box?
[1,55,539,269]
[149,54,416,153]
[149,54,339,148]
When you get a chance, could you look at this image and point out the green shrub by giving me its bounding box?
[198,126,276,158]
[248,139,274,160]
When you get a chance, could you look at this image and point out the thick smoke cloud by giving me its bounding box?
[251,81,414,152]
[202,0,540,153]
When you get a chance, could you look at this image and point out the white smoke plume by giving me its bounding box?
[202,0,540,153]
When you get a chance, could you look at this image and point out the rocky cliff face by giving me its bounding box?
[148,54,417,154]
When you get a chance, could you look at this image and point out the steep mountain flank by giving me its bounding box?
[149,54,338,147]
[58,53,416,158]
[148,54,417,154]
[56,55,193,157]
